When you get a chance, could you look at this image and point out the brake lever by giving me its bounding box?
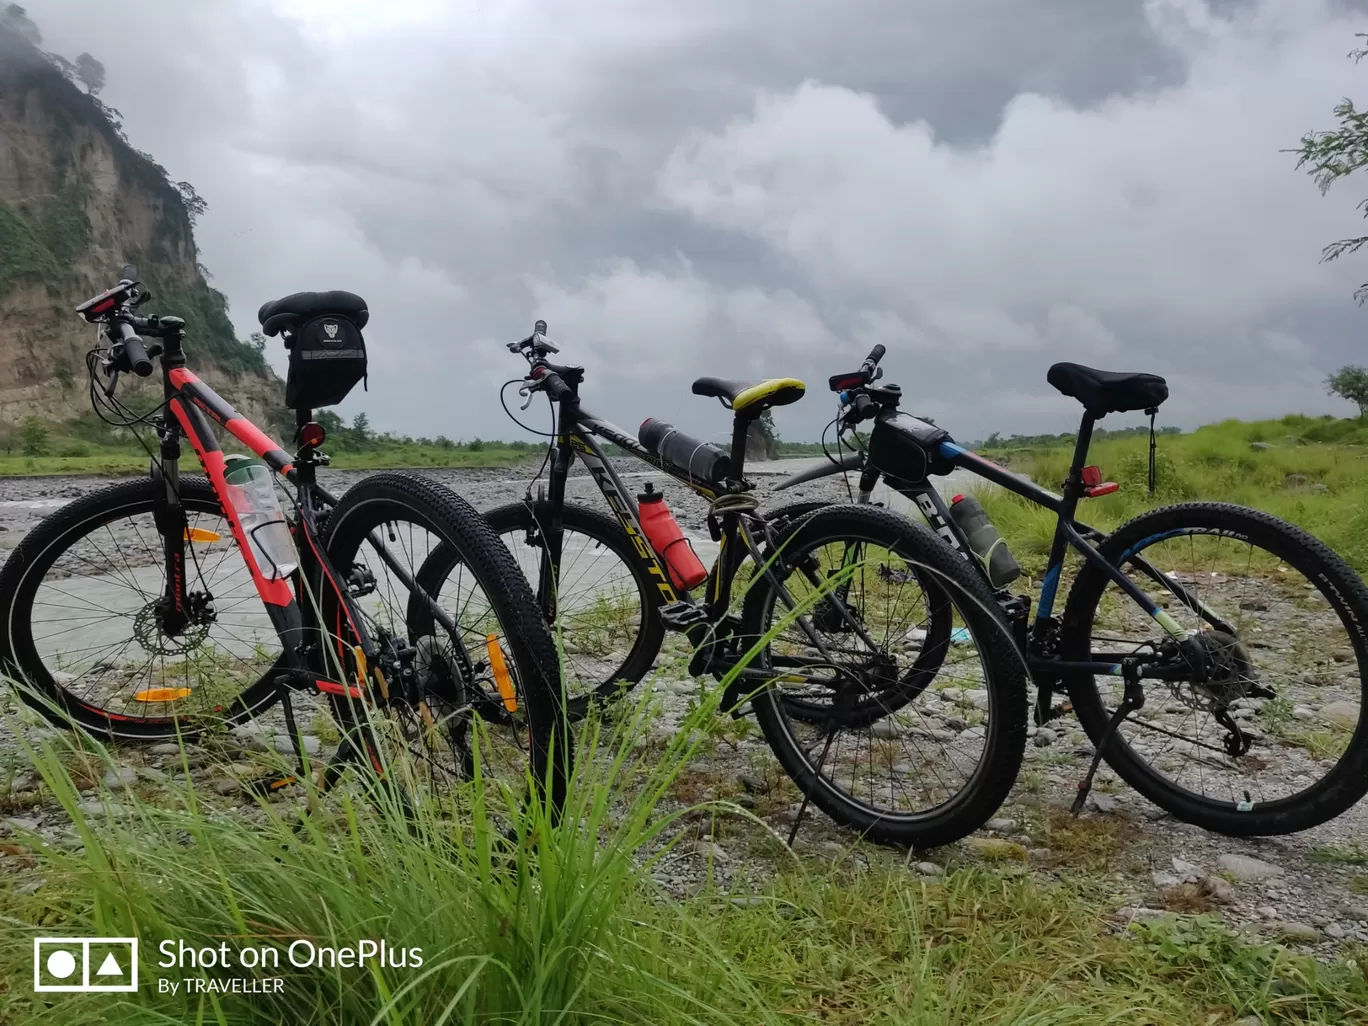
[518,382,537,411]
[104,366,121,398]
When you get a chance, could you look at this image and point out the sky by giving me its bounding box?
[27,0,1368,444]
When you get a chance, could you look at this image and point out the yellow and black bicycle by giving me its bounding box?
[413,323,1029,848]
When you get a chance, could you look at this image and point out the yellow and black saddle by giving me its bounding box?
[691,375,805,416]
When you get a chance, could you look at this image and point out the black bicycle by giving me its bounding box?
[774,350,1368,836]
[413,323,1030,848]
[0,271,569,816]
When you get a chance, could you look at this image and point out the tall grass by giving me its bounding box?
[3,693,1366,1024]
[978,413,1368,572]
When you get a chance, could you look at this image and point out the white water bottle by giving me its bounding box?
[223,454,298,579]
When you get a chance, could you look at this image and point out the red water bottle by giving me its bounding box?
[637,483,708,590]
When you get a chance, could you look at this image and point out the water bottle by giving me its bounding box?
[947,493,1021,589]
[638,419,732,484]
[636,483,708,590]
[223,454,298,579]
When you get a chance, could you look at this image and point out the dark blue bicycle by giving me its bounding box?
[775,347,1368,835]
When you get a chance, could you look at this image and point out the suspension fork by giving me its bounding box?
[535,433,574,624]
[153,414,190,635]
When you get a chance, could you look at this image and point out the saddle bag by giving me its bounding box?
[284,314,368,410]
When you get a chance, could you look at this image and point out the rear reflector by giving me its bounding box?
[134,687,192,702]
[486,635,518,713]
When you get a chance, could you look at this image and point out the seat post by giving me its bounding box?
[1063,410,1099,502]
[729,413,753,481]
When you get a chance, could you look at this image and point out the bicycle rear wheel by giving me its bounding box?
[1062,502,1368,835]
[0,477,283,740]
[742,504,1027,848]
[320,473,571,815]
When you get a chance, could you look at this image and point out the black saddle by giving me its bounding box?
[691,375,806,415]
[258,291,369,337]
[1046,362,1168,414]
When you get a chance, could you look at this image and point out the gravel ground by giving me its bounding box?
[2,462,1367,956]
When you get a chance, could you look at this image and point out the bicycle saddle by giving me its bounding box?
[692,376,806,414]
[1046,362,1168,414]
[258,291,369,337]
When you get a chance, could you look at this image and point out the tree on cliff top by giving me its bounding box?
[75,52,104,95]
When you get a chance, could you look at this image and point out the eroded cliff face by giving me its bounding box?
[0,25,282,428]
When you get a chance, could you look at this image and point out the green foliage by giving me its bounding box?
[757,409,780,459]
[19,414,47,456]
[146,278,265,375]
[73,51,102,95]
[977,412,1368,572]
[981,424,1181,450]
[350,412,370,442]
[1293,33,1368,300]
[52,357,73,391]
[175,180,206,225]
[0,187,91,296]
[1327,365,1368,417]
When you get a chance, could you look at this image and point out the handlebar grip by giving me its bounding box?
[533,367,573,401]
[115,320,154,377]
[860,344,886,375]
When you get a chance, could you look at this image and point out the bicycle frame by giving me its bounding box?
[851,412,1228,681]
[156,340,471,698]
[150,328,381,757]
[539,401,713,617]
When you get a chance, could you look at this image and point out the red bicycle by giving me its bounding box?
[0,267,569,809]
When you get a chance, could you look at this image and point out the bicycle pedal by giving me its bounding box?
[659,601,708,631]
[244,774,298,796]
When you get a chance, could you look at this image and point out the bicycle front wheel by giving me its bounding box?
[417,501,665,720]
[743,504,1027,848]
[1062,502,1368,835]
[320,473,571,815]
[0,477,284,740]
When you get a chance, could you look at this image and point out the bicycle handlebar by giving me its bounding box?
[529,365,576,403]
[113,319,154,377]
[860,344,885,379]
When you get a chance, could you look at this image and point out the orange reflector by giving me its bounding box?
[184,527,221,543]
[134,687,192,702]
[486,634,518,713]
[353,645,368,685]
[270,776,296,790]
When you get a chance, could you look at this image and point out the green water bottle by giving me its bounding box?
[947,492,1021,590]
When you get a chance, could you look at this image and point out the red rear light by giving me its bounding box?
[298,422,326,447]
[828,373,866,392]
[1082,466,1102,487]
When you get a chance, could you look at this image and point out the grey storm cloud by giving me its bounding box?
[27,0,1368,444]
